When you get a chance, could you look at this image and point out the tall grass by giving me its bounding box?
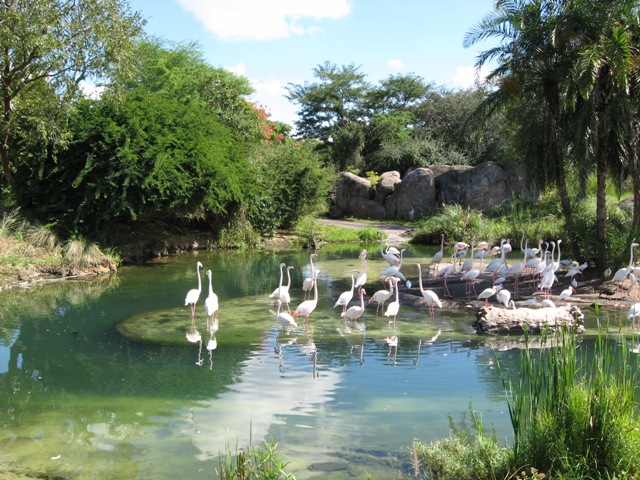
[498,323,640,478]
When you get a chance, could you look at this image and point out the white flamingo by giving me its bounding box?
[334,270,358,312]
[293,270,320,327]
[430,234,445,276]
[185,261,203,318]
[612,241,639,292]
[355,250,368,293]
[302,253,319,300]
[275,299,297,330]
[496,287,511,308]
[380,232,401,266]
[380,248,406,279]
[342,287,367,323]
[435,264,455,298]
[384,277,401,327]
[628,303,640,328]
[369,276,394,315]
[204,269,219,328]
[417,263,442,317]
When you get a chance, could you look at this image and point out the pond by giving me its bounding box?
[0,243,637,479]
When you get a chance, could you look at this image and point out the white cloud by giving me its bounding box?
[176,0,352,41]
[224,62,246,76]
[451,65,490,89]
[387,59,404,70]
[250,78,298,127]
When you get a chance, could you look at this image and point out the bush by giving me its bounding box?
[246,142,334,235]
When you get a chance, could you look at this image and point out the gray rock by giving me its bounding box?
[385,168,437,220]
[334,172,387,219]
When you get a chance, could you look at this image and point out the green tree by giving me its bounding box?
[0,0,144,192]
[286,62,370,170]
[15,41,251,239]
[465,0,581,259]
[570,0,640,265]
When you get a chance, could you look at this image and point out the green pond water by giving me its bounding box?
[0,243,637,479]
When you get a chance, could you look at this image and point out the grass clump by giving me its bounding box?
[414,323,640,479]
[216,439,296,480]
[412,405,510,480]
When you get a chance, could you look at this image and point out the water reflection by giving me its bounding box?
[4,246,640,480]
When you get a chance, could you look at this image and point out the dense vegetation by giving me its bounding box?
[1,0,639,273]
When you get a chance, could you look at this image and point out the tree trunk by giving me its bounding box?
[595,149,608,268]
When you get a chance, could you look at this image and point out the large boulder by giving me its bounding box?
[385,168,437,221]
[375,170,401,204]
[334,172,387,219]
[435,162,512,210]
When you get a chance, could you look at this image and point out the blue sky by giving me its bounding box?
[126,0,498,126]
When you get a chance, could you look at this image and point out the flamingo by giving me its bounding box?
[293,269,320,327]
[275,299,297,330]
[342,287,367,323]
[380,248,406,279]
[354,250,368,293]
[369,276,394,315]
[628,303,640,328]
[496,286,511,308]
[334,270,358,313]
[417,263,442,317]
[185,261,203,318]
[384,277,401,327]
[430,234,445,276]
[485,239,507,283]
[269,264,294,310]
[506,238,528,298]
[204,269,219,329]
[461,267,481,299]
[385,243,401,257]
[435,264,455,298]
[302,253,319,300]
[461,240,476,273]
[452,241,469,270]
[380,232,401,266]
[269,262,286,300]
[612,241,639,293]
[521,297,540,307]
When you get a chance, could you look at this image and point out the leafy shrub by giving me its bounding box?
[246,142,334,235]
[365,136,469,175]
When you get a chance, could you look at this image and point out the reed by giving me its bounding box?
[498,322,640,478]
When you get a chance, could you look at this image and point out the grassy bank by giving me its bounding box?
[0,209,119,288]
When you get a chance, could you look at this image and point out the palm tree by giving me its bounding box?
[570,0,640,267]
[465,0,580,259]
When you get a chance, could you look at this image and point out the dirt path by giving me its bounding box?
[315,218,415,246]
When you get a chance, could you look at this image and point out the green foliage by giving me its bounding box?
[365,136,469,175]
[216,439,296,480]
[0,0,144,190]
[411,204,487,244]
[413,405,511,480]
[411,199,564,248]
[571,196,632,266]
[246,142,334,234]
[14,39,260,240]
[497,325,640,478]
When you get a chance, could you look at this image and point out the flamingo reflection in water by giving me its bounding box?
[186,323,203,366]
[337,323,366,366]
[413,329,442,366]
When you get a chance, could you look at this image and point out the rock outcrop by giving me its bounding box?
[473,304,585,335]
[332,162,537,220]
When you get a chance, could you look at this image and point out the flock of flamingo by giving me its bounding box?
[183,232,640,338]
